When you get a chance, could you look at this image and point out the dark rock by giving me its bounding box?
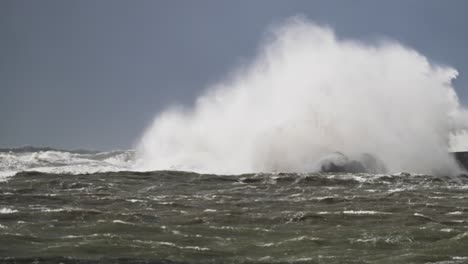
[319,152,385,174]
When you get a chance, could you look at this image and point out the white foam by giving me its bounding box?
[0,208,18,214]
[136,17,468,176]
[0,149,135,180]
[343,210,392,215]
[452,257,468,260]
[112,220,134,225]
[155,241,210,251]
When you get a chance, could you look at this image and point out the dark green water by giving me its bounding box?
[0,171,467,263]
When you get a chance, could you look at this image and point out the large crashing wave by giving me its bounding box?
[136,17,468,175]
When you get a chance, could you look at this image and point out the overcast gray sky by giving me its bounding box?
[1,0,468,150]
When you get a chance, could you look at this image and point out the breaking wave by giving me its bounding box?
[0,147,135,180]
[135,17,468,175]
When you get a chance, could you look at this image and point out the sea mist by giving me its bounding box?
[136,17,468,175]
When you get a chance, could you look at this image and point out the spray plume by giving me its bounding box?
[136,17,468,175]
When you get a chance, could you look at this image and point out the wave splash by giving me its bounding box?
[136,17,468,175]
[0,147,135,180]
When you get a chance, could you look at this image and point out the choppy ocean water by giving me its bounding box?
[1,149,468,263]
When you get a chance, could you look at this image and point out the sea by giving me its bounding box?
[1,147,468,264]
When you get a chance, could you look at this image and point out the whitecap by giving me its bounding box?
[0,208,18,214]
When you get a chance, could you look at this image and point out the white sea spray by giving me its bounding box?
[136,17,468,175]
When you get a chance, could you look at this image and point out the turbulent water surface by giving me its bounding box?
[1,169,468,263]
[0,147,135,180]
[3,17,468,264]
